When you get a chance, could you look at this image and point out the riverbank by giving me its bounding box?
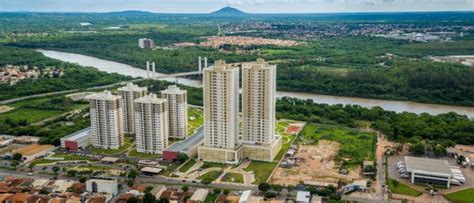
[38,49,474,118]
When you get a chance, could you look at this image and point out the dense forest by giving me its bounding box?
[0,46,131,100]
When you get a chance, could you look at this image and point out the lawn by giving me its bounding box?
[198,170,222,182]
[128,149,162,159]
[0,97,86,123]
[244,161,278,184]
[187,107,203,136]
[273,120,300,161]
[160,162,181,177]
[222,172,244,183]
[204,194,218,203]
[178,159,197,173]
[300,124,376,168]
[444,188,474,203]
[31,153,92,165]
[89,137,132,155]
[387,179,422,197]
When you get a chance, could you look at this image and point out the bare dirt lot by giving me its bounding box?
[271,140,362,186]
[0,105,14,114]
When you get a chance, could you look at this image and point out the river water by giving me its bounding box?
[38,49,474,118]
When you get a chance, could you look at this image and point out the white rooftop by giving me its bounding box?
[140,167,163,174]
[62,127,90,141]
[404,156,451,175]
[190,188,209,201]
[161,85,187,95]
[239,190,251,203]
[135,94,167,104]
[296,191,311,203]
[118,82,147,92]
[85,90,121,101]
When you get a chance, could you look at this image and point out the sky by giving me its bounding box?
[0,0,473,13]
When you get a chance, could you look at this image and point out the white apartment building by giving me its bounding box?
[118,83,148,134]
[241,59,282,162]
[198,60,242,164]
[242,59,276,144]
[161,85,188,139]
[138,38,155,49]
[134,94,169,154]
[86,90,124,150]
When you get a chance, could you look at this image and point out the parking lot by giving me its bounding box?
[387,155,474,192]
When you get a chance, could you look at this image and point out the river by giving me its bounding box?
[38,49,474,118]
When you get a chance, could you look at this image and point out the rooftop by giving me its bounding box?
[118,82,147,92]
[296,191,311,202]
[134,94,167,104]
[206,60,239,72]
[140,167,163,174]
[161,85,187,95]
[85,90,121,101]
[14,144,54,156]
[404,156,451,175]
[166,127,203,152]
[61,127,90,141]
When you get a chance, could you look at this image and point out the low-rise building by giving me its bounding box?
[404,156,452,188]
[13,144,55,163]
[187,189,208,203]
[60,127,91,151]
[86,179,118,196]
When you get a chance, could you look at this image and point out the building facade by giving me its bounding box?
[118,83,147,134]
[241,59,281,162]
[134,94,169,154]
[198,60,242,164]
[86,91,124,150]
[161,85,188,139]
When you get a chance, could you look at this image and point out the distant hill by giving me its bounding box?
[210,7,247,16]
[105,10,156,16]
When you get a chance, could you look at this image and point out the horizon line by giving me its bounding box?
[1,9,473,15]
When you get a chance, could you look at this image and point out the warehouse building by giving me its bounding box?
[404,156,452,188]
[60,127,91,151]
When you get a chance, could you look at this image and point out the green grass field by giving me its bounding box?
[31,153,92,165]
[178,159,197,173]
[274,120,300,161]
[89,137,132,155]
[0,97,86,123]
[301,124,376,168]
[222,172,244,183]
[444,188,474,203]
[187,107,203,136]
[387,179,422,197]
[198,170,222,182]
[244,161,278,184]
[128,149,162,159]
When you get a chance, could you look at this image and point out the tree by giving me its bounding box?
[409,143,425,155]
[143,192,157,203]
[10,160,19,170]
[201,179,211,186]
[434,145,447,157]
[176,153,189,163]
[223,189,230,196]
[145,186,154,193]
[128,169,138,180]
[13,153,22,161]
[213,188,222,194]
[126,197,139,203]
[67,170,78,177]
[52,166,60,175]
[287,185,294,196]
[28,163,36,172]
[258,183,271,193]
[79,176,87,183]
[181,185,189,192]
[271,184,283,195]
[127,179,134,187]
